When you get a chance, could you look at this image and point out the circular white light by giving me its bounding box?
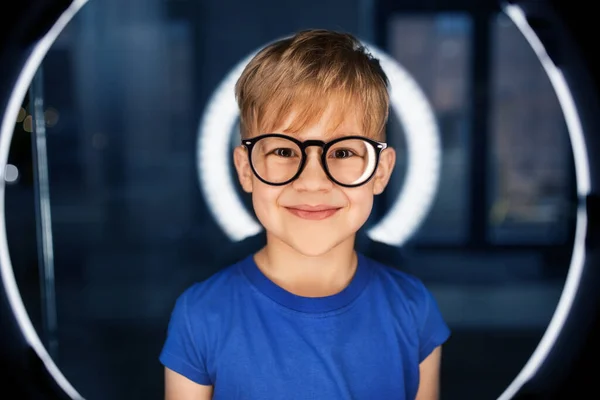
[196,40,441,246]
[497,5,591,400]
[0,5,590,400]
[0,1,88,399]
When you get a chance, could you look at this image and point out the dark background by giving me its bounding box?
[1,0,599,399]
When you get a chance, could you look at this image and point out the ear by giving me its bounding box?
[233,146,254,193]
[372,147,396,195]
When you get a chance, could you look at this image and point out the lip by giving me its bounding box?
[285,205,342,220]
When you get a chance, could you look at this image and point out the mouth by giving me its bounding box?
[285,205,343,220]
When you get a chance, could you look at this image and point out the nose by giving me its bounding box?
[292,151,332,192]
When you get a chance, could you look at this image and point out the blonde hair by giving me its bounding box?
[235,29,390,139]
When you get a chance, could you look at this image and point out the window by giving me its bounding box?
[385,13,472,244]
[488,12,574,244]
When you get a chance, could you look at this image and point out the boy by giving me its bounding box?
[160,29,450,400]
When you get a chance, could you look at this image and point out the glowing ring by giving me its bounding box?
[0,3,593,400]
[497,5,591,399]
[0,1,88,399]
[196,41,442,246]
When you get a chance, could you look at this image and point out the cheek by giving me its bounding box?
[251,182,282,224]
[345,188,374,223]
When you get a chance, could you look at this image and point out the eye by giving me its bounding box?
[273,148,297,157]
[330,149,355,158]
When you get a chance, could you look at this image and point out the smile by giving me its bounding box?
[284,205,342,220]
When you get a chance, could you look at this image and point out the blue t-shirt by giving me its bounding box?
[159,253,450,399]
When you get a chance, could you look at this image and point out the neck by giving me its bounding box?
[254,234,358,297]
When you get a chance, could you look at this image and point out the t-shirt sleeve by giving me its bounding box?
[416,282,451,363]
[159,289,212,385]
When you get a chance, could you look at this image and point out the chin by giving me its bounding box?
[258,214,366,257]
[282,233,353,257]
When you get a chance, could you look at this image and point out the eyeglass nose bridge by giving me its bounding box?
[294,140,329,173]
[297,139,328,156]
[295,140,329,178]
[300,139,327,148]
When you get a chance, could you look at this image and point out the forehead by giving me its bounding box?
[266,101,365,141]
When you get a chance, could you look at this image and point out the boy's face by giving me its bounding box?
[233,105,396,257]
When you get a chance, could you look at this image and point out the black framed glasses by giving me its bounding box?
[241,133,388,187]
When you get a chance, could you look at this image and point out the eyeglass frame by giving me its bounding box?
[241,133,388,188]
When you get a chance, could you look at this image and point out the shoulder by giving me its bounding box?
[362,253,432,302]
[361,253,451,358]
[361,253,446,329]
[163,255,254,355]
[177,255,250,308]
